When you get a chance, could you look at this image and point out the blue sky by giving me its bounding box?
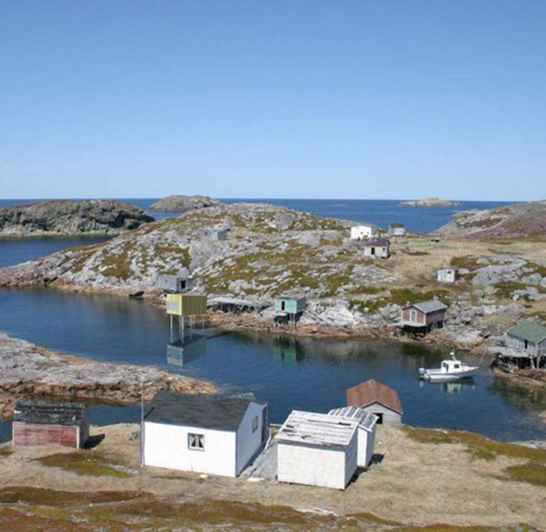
[1,1,545,200]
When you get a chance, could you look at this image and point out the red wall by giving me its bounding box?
[13,422,79,448]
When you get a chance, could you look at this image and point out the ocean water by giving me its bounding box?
[0,288,545,443]
[0,197,509,268]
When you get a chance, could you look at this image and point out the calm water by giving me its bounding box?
[1,288,545,443]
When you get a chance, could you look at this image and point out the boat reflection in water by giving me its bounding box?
[419,378,477,394]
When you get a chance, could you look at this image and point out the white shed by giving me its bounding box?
[143,393,268,478]
[275,410,359,490]
[328,406,378,468]
[437,268,457,284]
[350,224,377,240]
[362,239,390,259]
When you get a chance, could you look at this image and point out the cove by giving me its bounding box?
[1,287,545,442]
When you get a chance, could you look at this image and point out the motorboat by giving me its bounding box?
[419,353,479,382]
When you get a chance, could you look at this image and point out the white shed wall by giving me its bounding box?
[362,404,401,425]
[236,403,266,475]
[351,226,375,240]
[344,432,358,485]
[356,426,377,467]
[277,440,356,490]
[144,421,237,477]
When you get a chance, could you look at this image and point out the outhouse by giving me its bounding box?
[275,410,359,490]
[346,380,403,424]
[437,268,456,284]
[328,406,378,467]
[388,223,407,237]
[400,299,448,331]
[12,400,89,449]
[362,239,390,259]
[143,393,268,477]
[350,224,377,240]
[501,319,546,369]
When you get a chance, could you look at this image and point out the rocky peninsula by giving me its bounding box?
[150,194,220,212]
[401,197,460,208]
[0,332,216,420]
[0,200,154,237]
[0,201,545,357]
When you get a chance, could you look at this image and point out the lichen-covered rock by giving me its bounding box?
[150,195,220,212]
[0,200,154,237]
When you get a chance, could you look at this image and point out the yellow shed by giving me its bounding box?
[166,294,207,316]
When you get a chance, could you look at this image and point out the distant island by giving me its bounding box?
[0,200,154,237]
[400,197,460,208]
[150,195,221,212]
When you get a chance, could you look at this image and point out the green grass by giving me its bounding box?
[494,282,527,299]
[36,452,131,478]
[0,486,143,505]
[450,256,482,271]
[503,463,546,487]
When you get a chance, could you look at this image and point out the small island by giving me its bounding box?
[400,197,460,208]
[150,194,221,212]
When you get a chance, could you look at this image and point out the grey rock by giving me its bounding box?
[150,195,220,212]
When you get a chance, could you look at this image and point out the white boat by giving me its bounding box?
[419,353,478,381]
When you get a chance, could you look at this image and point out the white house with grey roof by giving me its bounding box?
[275,410,359,490]
[143,393,268,478]
[328,406,378,468]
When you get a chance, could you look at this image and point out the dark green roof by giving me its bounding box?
[507,320,546,344]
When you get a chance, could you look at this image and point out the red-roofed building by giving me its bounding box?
[346,379,403,424]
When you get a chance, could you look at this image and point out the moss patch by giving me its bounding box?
[0,486,144,505]
[503,463,546,487]
[36,452,130,478]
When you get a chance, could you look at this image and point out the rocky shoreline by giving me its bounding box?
[0,332,217,420]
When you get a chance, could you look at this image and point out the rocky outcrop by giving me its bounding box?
[150,195,221,212]
[437,201,546,239]
[0,200,154,237]
[0,332,217,419]
[401,197,460,208]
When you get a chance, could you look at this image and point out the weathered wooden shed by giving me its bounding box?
[276,410,359,490]
[156,270,193,293]
[328,406,378,467]
[143,393,268,477]
[437,268,457,284]
[362,239,390,259]
[346,380,403,424]
[500,319,546,369]
[388,223,407,237]
[400,299,448,331]
[350,224,377,240]
[206,227,230,241]
[12,400,89,449]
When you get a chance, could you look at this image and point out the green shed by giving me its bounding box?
[275,296,306,317]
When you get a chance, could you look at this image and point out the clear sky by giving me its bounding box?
[1,1,545,201]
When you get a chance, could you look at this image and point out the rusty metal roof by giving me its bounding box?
[346,379,403,415]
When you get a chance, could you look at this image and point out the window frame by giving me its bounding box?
[188,432,205,452]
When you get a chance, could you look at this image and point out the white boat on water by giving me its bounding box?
[419,353,478,382]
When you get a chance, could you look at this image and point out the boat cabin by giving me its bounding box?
[400,299,448,332]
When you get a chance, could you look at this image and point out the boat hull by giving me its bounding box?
[420,368,478,382]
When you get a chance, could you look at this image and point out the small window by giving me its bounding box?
[188,433,205,451]
[375,413,384,424]
[454,364,460,369]
[252,416,259,433]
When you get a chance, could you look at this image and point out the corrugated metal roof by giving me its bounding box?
[276,410,359,449]
[328,406,378,431]
[346,379,403,415]
[507,319,546,344]
[145,392,262,432]
[411,300,448,314]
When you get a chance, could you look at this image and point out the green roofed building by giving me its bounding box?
[503,319,546,369]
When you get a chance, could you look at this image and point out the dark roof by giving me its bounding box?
[507,320,546,344]
[14,399,87,426]
[407,300,448,314]
[364,238,390,247]
[145,392,261,431]
[346,379,403,415]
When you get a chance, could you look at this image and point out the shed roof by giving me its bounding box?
[145,392,262,432]
[328,406,378,431]
[276,410,359,450]
[389,223,405,228]
[14,399,87,426]
[408,300,448,314]
[346,380,403,415]
[364,238,390,247]
[507,320,546,345]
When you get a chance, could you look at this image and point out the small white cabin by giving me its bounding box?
[276,410,359,490]
[328,406,378,468]
[143,393,268,478]
[350,224,377,240]
[346,380,403,425]
[363,239,390,259]
[437,268,457,284]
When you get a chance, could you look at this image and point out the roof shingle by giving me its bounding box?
[346,380,403,415]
